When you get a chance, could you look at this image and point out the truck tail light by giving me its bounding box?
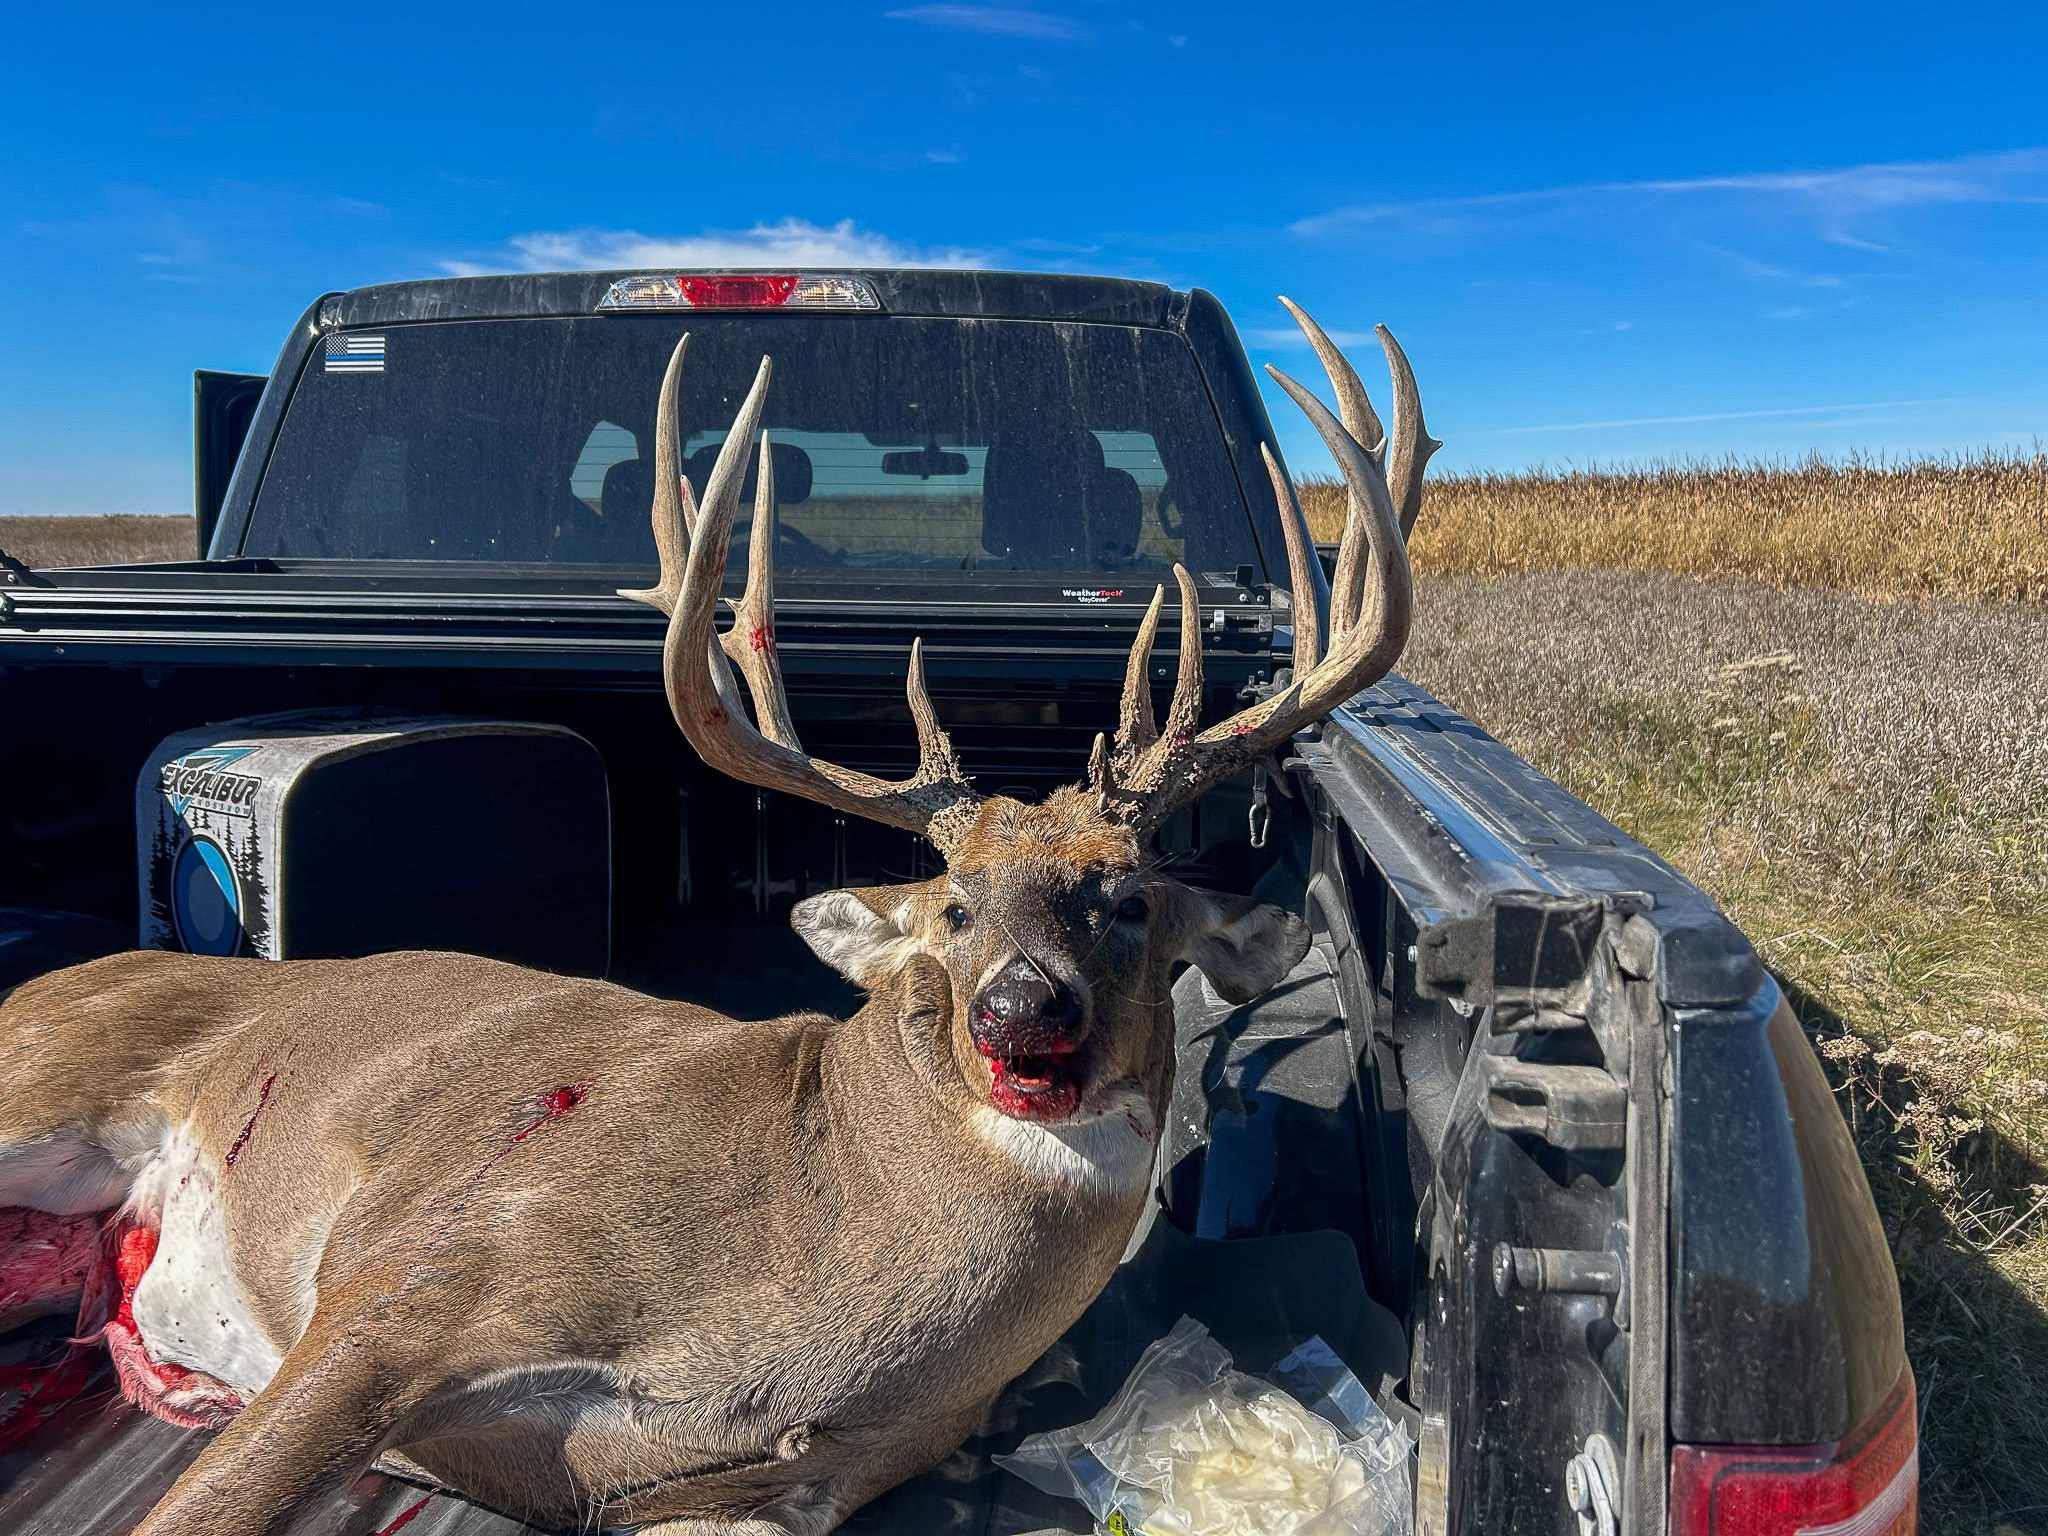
[597,274,880,311]
[1670,1370,1917,1536]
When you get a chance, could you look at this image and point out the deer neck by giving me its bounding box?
[812,956,1163,1217]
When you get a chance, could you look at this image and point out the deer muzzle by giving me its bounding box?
[970,959,1088,1121]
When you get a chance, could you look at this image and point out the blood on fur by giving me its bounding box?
[223,1072,278,1170]
[470,1079,595,1182]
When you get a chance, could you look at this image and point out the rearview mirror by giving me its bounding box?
[881,444,970,479]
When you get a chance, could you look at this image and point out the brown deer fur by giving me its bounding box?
[0,790,1305,1535]
[0,299,1424,1533]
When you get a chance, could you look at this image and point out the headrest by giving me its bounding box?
[981,425,1142,568]
[685,440,814,508]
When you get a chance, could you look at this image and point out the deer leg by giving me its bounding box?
[636,1506,843,1536]
[126,1310,436,1536]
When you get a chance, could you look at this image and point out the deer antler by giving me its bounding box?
[1277,298,1439,538]
[620,337,983,848]
[1103,302,1427,836]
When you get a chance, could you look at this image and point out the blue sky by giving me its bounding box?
[4,0,2045,516]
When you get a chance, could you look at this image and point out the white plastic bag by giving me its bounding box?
[997,1316,1412,1536]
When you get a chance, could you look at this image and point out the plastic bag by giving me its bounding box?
[996,1315,1412,1536]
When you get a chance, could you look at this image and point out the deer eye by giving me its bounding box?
[1117,896,1149,923]
[944,904,971,931]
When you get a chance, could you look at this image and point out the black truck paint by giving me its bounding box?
[0,270,1906,1536]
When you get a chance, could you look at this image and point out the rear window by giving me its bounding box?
[245,315,1259,576]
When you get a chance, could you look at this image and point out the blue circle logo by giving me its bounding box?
[171,835,245,957]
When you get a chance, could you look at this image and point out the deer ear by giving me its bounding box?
[791,885,936,985]
[1179,891,1311,1005]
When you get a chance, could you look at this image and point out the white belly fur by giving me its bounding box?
[127,1124,283,1396]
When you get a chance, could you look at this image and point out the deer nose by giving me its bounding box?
[971,960,1084,1055]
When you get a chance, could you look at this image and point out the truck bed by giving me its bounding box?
[0,949,1406,1536]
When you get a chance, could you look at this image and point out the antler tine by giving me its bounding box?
[1278,297,1384,461]
[617,333,694,612]
[1115,564,1206,806]
[657,331,697,539]
[1114,584,1166,761]
[718,431,801,750]
[905,637,963,784]
[1156,565,1205,751]
[1266,366,1407,644]
[1265,361,1387,646]
[1261,441,1323,674]
[1109,313,1422,838]
[1276,299,1389,644]
[641,351,981,848]
[1376,323,1440,540]
[1087,732,1117,813]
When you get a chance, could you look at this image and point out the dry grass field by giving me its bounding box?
[13,471,2048,1528]
[0,514,196,568]
[1301,450,2048,603]
[1307,457,2048,1532]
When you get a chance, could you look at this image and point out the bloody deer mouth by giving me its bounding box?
[980,1045,1083,1121]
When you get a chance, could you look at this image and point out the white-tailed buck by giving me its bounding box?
[0,299,1430,1534]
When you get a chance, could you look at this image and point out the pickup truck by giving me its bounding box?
[0,269,1913,1536]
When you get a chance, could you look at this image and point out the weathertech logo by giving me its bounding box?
[1061,587,1126,604]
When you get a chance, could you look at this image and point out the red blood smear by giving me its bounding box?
[749,623,773,653]
[108,1228,197,1391]
[96,1220,243,1428]
[113,1227,156,1310]
[371,1494,434,1535]
[986,1057,1081,1122]
[224,1072,277,1169]
[471,1080,595,1181]
[510,1081,591,1144]
[0,1350,102,1453]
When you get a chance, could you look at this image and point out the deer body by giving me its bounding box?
[0,298,1431,1532]
[0,933,1161,1533]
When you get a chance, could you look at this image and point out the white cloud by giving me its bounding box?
[444,218,991,276]
[885,5,1085,41]
[1243,325,1373,349]
[1293,147,2048,242]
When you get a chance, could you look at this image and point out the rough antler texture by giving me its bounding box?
[619,337,983,848]
[1094,302,1428,836]
[624,307,1429,849]
[1277,297,1440,538]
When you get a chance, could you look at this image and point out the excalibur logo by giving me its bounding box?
[161,747,262,818]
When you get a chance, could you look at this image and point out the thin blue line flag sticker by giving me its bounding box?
[325,333,385,374]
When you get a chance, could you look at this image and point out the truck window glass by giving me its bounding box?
[245,315,1257,575]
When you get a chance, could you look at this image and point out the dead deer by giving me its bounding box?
[0,299,1432,1535]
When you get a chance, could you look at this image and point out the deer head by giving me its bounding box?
[621,300,1433,1134]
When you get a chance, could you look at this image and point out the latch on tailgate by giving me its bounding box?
[1477,1056,1627,1151]
[1412,893,1608,1029]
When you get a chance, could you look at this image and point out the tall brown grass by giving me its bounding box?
[1405,570,2048,1534]
[1301,450,2048,603]
[0,515,197,569]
